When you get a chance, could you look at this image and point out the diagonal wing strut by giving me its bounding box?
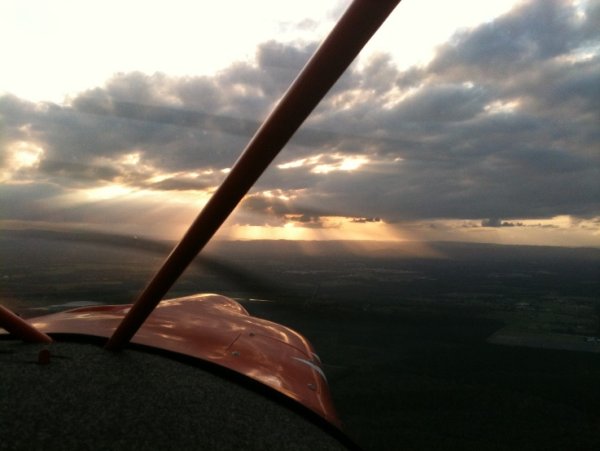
[106,0,402,350]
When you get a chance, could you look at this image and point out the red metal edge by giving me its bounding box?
[2,294,341,428]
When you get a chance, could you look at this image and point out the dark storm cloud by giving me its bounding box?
[351,217,381,223]
[481,218,526,228]
[429,0,592,78]
[241,194,292,218]
[482,218,502,228]
[238,193,331,227]
[1,0,598,229]
[39,159,121,184]
[388,84,490,123]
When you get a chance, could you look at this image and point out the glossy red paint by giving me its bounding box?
[20,294,340,427]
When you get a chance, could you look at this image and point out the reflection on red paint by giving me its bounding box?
[24,294,340,427]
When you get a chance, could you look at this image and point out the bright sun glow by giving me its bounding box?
[1,141,45,181]
[14,149,41,167]
[83,184,135,201]
[10,142,44,169]
[261,189,296,201]
[313,155,370,174]
[0,0,343,103]
[229,216,404,242]
[278,153,370,174]
[0,0,522,103]
[484,98,521,114]
[120,152,141,166]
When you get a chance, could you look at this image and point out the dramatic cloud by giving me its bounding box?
[1,0,599,243]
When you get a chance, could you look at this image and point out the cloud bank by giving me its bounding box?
[1,0,598,242]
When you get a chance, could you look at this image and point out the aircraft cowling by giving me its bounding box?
[6,294,340,427]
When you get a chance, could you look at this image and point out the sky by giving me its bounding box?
[1,0,599,246]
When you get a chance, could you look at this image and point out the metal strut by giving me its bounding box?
[106,0,401,350]
[0,304,53,343]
